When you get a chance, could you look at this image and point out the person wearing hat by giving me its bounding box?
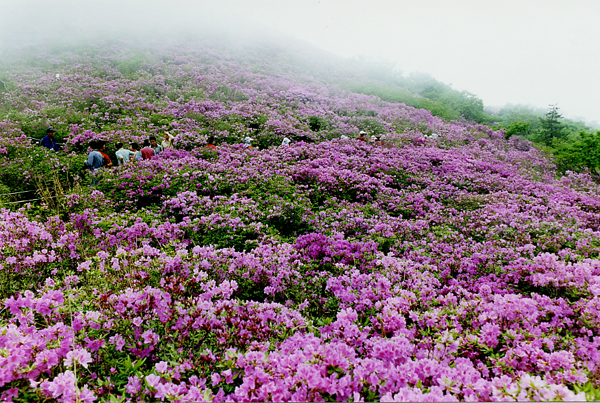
[244,137,253,148]
[357,131,367,142]
[281,137,291,147]
[40,127,60,152]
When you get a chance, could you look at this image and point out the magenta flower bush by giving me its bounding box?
[1,40,600,401]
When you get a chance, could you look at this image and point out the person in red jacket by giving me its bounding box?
[98,141,113,168]
[205,136,217,149]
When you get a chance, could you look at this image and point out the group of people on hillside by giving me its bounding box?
[43,126,381,187]
[242,136,291,148]
[339,131,383,145]
[85,132,175,169]
[43,127,378,168]
[82,132,175,185]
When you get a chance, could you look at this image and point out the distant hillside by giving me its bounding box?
[1,34,598,177]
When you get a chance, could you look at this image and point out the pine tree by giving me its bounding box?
[538,104,566,145]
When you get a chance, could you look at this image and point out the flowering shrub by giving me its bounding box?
[1,40,600,401]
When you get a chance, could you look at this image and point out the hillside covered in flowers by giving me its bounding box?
[1,39,600,402]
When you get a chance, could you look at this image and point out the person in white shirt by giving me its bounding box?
[161,132,175,149]
[114,142,136,166]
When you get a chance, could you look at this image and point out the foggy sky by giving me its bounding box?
[2,0,599,126]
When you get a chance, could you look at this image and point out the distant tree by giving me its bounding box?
[411,76,490,123]
[554,130,600,174]
[496,105,544,134]
[495,104,593,143]
[453,91,488,123]
[538,104,567,145]
[504,121,531,139]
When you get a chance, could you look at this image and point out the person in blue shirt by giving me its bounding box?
[130,142,143,162]
[85,140,104,186]
[149,136,163,156]
[40,127,60,152]
[115,142,135,166]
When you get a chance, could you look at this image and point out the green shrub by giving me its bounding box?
[553,131,600,174]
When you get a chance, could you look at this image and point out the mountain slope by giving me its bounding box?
[0,39,600,401]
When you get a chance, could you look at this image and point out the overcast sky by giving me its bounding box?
[2,0,600,125]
